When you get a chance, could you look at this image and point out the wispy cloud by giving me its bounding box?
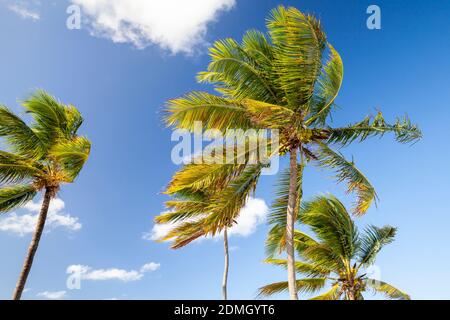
[71,0,236,54]
[0,198,82,236]
[37,290,67,300]
[8,2,40,21]
[67,262,160,283]
[145,197,269,242]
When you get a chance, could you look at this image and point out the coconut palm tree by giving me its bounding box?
[156,161,261,300]
[0,90,91,300]
[259,195,410,300]
[164,6,421,299]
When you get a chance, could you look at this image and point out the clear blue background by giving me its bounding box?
[0,0,449,300]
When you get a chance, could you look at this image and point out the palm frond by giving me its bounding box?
[197,34,278,103]
[22,90,69,147]
[264,258,331,277]
[0,184,37,213]
[158,218,209,249]
[300,195,358,261]
[156,192,210,224]
[258,278,326,297]
[310,283,341,300]
[306,44,344,126]
[164,163,245,195]
[0,151,43,185]
[265,224,318,258]
[243,99,294,129]
[165,92,253,131]
[358,225,396,266]
[366,279,410,300]
[49,136,91,182]
[205,164,263,235]
[315,143,377,215]
[328,112,422,146]
[267,5,326,111]
[267,164,304,229]
[0,105,44,158]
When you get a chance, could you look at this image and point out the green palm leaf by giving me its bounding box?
[165,92,253,131]
[358,226,396,266]
[310,283,341,300]
[366,279,411,300]
[258,278,327,297]
[49,136,91,182]
[267,5,326,111]
[0,105,44,158]
[0,184,37,213]
[315,143,377,215]
[307,44,344,126]
[328,112,422,146]
[300,195,358,261]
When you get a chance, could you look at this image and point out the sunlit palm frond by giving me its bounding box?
[159,218,209,249]
[315,143,377,215]
[264,258,331,277]
[258,278,327,297]
[358,226,396,267]
[49,136,91,182]
[165,163,245,195]
[0,184,37,213]
[307,44,344,126]
[265,224,318,258]
[310,283,341,300]
[205,164,263,235]
[267,5,326,111]
[165,92,253,131]
[366,279,411,300]
[0,105,44,158]
[0,151,43,185]
[197,35,278,103]
[242,99,294,129]
[22,90,70,147]
[328,112,422,146]
[156,194,210,224]
[300,195,358,261]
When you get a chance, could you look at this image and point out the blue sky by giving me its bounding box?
[0,0,449,300]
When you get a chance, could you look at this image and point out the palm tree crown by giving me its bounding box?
[163,5,421,299]
[0,90,91,207]
[0,90,91,300]
[260,195,410,300]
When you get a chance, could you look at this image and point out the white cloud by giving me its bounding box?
[0,198,82,236]
[228,198,268,237]
[8,2,40,21]
[143,220,174,241]
[145,197,269,242]
[140,262,161,273]
[37,291,67,300]
[71,0,236,54]
[67,262,160,283]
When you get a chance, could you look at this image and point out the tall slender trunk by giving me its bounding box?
[286,148,299,300]
[222,228,229,300]
[12,187,53,300]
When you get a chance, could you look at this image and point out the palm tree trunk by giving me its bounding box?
[347,289,356,300]
[12,187,53,300]
[222,228,229,300]
[286,148,299,300]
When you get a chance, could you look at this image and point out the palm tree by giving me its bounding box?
[0,90,91,300]
[259,195,410,300]
[156,164,259,300]
[164,6,421,299]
